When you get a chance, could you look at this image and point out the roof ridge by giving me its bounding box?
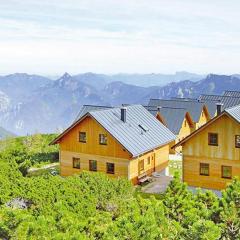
[201,94,240,99]
[225,90,240,93]
[88,104,142,113]
[161,106,187,110]
[149,106,187,110]
[150,98,196,103]
[200,94,223,97]
[224,90,240,93]
[171,97,199,101]
[149,99,205,106]
[83,104,113,108]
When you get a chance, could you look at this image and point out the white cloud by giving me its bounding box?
[0,0,240,74]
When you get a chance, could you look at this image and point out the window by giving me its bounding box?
[147,157,151,165]
[99,134,107,145]
[139,160,144,172]
[236,135,240,148]
[106,162,115,174]
[208,133,218,146]
[222,166,232,179]
[73,157,80,169]
[79,132,86,143]
[89,160,97,171]
[200,163,209,176]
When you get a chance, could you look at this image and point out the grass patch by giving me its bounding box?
[27,165,60,177]
[169,160,182,178]
[134,186,165,200]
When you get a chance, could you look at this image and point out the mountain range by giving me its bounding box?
[47,71,205,87]
[0,72,240,135]
[0,126,15,140]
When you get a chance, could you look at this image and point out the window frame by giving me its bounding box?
[106,162,115,174]
[79,131,86,143]
[208,133,218,146]
[139,159,144,172]
[221,165,232,179]
[72,157,80,169]
[200,163,209,176]
[89,160,97,171]
[235,135,240,148]
[99,134,107,145]
[147,156,151,165]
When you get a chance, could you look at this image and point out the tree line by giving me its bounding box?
[0,134,239,239]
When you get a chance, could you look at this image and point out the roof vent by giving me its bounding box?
[157,106,162,112]
[121,107,127,122]
[138,124,149,132]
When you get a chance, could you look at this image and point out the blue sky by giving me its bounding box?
[0,0,240,75]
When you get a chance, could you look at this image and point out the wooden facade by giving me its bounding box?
[158,112,195,154]
[195,106,211,129]
[157,106,211,154]
[175,113,240,190]
[174,113,195,153]
[58,116,170,184]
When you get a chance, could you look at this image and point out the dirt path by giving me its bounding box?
[28,162,59,173]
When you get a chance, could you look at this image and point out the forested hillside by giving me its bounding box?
[0,135,240,239]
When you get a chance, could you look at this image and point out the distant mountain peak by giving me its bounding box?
[83,72,95,76]
[56,73,73,88]
[61,72,72,80]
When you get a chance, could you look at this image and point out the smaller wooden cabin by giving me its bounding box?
[173,104,240,190]
[146,106,195,153]
[147,99,217,154]
[51,105,176,185]
[148,99,214,131]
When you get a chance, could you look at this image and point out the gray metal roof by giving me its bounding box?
[75,105,113,122]
[225,104,240,123]
[145,106,187,135]
[170,97,217,118]
[148,99,205,122]
[89,105,176,157]
[199,94,240,110]
[171,97,199,101]
[223,91,240,98]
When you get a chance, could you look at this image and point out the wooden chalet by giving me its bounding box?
[51,105,175,184]
[173,104,240,190]
[146,106,195,153]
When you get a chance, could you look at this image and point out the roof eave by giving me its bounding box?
[49,113,90,145]
[132,137,176,158]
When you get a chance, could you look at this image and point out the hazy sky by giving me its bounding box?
[0,0,240,75]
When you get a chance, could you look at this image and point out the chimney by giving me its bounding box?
[157,106,162,113]
[216,102,223,116]
[121,107,127,122]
